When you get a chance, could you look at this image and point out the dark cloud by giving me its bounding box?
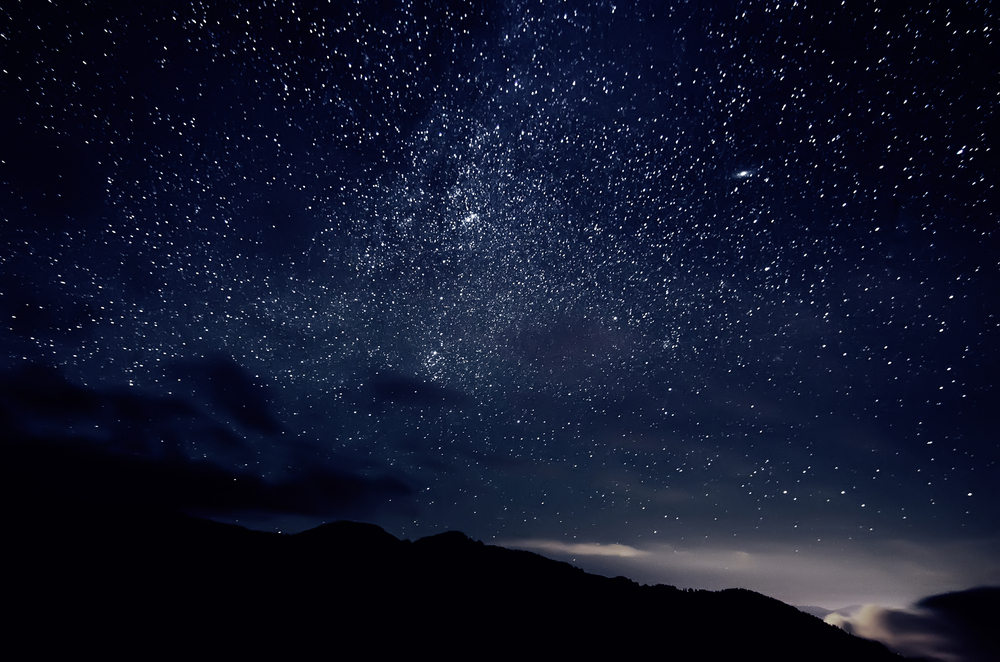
[0,364,414,522]
[915,588,1000,662]
[168,355,283,434]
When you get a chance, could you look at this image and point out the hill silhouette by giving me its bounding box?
[7,508,906,659]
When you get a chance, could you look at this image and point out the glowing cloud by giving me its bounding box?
[505,539,648,558]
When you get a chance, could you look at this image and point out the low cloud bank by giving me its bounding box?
[824,587,1000,662]
[502,537,1000,612]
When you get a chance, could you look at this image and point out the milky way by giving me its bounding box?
[2,1,997,609]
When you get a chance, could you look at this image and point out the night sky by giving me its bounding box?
[2,0,998,614]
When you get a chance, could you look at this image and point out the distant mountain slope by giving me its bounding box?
[7,510,904,660]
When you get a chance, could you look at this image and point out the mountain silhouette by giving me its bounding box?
[7,509,906,660]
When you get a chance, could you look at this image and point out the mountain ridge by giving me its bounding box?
[8,509,906,660]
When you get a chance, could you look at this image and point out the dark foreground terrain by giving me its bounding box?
[8,510,905,659]
[3,431,904,658]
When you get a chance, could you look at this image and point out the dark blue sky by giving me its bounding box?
[2,0,997,613]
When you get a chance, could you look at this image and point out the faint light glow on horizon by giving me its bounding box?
[503,536,1000,612]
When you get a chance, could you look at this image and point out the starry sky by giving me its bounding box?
[2,0,997,611]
